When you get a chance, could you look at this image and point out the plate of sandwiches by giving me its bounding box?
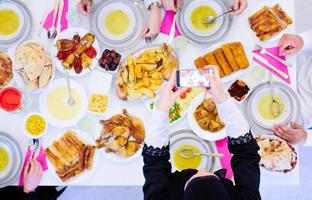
[194,41,251,83]
[248,3,293,41]
[44,130,99,184]
[256,135,297,173]
[0,52,13,90]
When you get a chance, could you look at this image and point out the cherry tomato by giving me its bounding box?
[186,88,192,93]
[179,92,186,99]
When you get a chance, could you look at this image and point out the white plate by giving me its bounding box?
[169,130,215,172]
[39,78,87,128]
[7,40,56,93]
[0,3,25,41]
[94,107,145,162]
[51,27,101,77]
[200,41,252,84]
[43,129,100,185]
[97,2,136,41]
[0,141,13,180]
[187,93,226,141]
[184,0,223,37]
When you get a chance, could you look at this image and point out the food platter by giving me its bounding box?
[169,130,215,172]
[43,129,100,185]
[0,131,23,188]
[247,82,301,136]
[51,27,100,77]
[90,0,146,52]
[176,0,233,46]
[0,0,33,50]
[187,93,227,141]
[39,78,88,128]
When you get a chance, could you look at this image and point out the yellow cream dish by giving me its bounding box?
[105,10,129,35]
[0,147,9,173]
[191,5,217,31]
[173,144,202,171]
[0,9,20,36]
[24,113,47,138]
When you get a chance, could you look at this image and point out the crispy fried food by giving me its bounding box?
[221,44,240,71]
[248,4,292,41]
[96,109,145,157]
[213,48,232,75]
[0,52,13,90]
[230,42,249,69]
[203,52,225,77]
[45,131,96,182]
[116,44,178,100]
[194,57,206,69]
[193,98,224,132]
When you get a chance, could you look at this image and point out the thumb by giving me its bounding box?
[233,0,239,10]
[291,122,303,129]
[141,26,149,37]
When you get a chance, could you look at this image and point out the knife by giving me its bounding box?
[253,53,289,79]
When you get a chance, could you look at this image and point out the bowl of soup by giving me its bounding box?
[23,112,47,139]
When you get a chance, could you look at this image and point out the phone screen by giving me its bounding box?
[176,69,211,88]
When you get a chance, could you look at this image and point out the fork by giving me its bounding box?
[47,0,60,39]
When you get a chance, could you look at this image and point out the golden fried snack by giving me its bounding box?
[221,44,239,71]
[203,52,225,77]
[213,49,232,75]
[272,4,293,25]
[194,57,206,69]
[230,42,249,69]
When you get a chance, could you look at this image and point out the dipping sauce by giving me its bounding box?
[105,10,129,35]
[0,9,20,36]
[25,114,46,137]
[0,147,9,172]
[191,6,217,31]
[47,86,82,121]
[173,145,201,171]
[0,87,22,112]
[257,94,285,120]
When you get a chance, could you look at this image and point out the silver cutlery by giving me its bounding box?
[47,0,60,40]
[268,73,281,117]
[29,138,40,159]
[203,9,234,25]
[65,71,75,106]
[179,147,224,159]
[256,44,292,67]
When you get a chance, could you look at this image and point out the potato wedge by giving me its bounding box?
[138,87,155,98]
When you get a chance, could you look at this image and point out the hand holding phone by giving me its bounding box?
[176,69,213,88]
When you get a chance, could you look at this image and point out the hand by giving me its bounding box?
[278,34,304,56]
[141,5,161,38]
[23,160,43,193]
[158,70,186,112]
[162,0,183,11]
[230,0,248,16]
[272,122,307,145]
[203,65,228,104]
[77,0,92,16]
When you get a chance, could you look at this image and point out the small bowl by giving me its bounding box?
[23,112,48,139]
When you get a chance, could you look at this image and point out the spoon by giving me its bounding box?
[30,138,40,159]
[268,73,280,117]
[65,71,75,106]
[179,147,224,159]
[203,9,234,25]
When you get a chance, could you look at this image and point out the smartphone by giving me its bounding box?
[176,69,213,88]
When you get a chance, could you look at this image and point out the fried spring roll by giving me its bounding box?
[203,52,225,77]
[230,42,249,69]
[213,49,232,75]
[194,57,206,69]
[221,44,240,71]
[86,146,96,170]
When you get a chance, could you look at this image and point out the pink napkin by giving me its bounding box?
[215,138,233,179]
[160,10,181,37]
[253,46,291,84]
[43,0,68,32]
[18,147,48,187]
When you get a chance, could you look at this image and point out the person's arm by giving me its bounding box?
[24,192,40,200]
[216,98,261,200]
[303,129,312,147]
[143,0,161,9]
[23,160,43,200]
[300,29,312,49]
[142,71,185,200]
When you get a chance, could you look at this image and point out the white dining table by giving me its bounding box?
[0,0,299,186]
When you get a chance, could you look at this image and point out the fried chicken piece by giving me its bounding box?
[122,109,145,143]
[111,126,131,139]
[118,141,141,157]
[105,136,128,152]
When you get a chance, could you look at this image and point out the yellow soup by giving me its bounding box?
[191,6,217,31]
[174,145,202,171]
[26,114,46,136]
[0,9,20,36]
[47,86,82,121]
[105,10,129,35]
[0,147,9,172]
[257,94,285,120]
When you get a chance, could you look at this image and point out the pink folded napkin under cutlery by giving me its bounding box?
[253,46,291,84]
[160,10,181,37]
[18,146,48,187]
[215,138,233,179]
[43,0,68,32]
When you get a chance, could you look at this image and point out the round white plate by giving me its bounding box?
[0,3,25,41]
[169,130,215,172]
[8,40,56,93]
[0,141,13,180]
[39,78,87,128]
[94,107,145,162]
[51,27,100,77]
[187,93,226,141]
[97,2,135,41]
[200,41,252,84]
[184,0,223,37]
[43,129,100,185]
[250,87,291,128]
